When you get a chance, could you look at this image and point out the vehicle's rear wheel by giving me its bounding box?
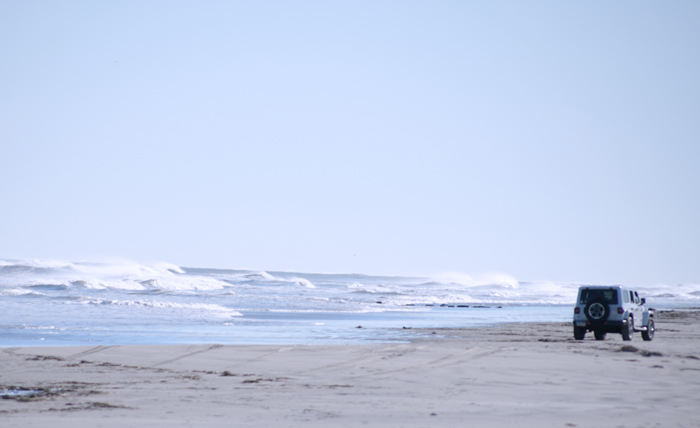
[642,319,655,341]
[594,330,606,340]
[622,316,633,341]
[573,326,586,340]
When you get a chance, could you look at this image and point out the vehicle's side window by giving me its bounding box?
[623,290,629,303]
[633,291,640,304]
[629,291,634,303]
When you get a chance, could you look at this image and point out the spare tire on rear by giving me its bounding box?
[584,298,610,323]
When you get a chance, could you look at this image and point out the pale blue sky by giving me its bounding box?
[1,1,698,286]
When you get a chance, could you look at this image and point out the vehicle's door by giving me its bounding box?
[632,291,642,328]
[621,288,630,321]
[625,289,634,324]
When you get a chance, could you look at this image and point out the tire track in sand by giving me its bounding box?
[153,344,224,367]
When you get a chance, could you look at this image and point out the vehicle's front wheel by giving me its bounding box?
[642,319,655,341]
[574,326,586,340]
[621,316,634,341]
[594,330,606,340]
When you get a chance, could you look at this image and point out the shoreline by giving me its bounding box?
[2,311,700,427]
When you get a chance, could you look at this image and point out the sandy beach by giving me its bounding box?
[2,310,699,428]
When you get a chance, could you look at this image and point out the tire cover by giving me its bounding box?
[584,298,610,323]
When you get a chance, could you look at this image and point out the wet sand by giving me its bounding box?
[2,310,700,427]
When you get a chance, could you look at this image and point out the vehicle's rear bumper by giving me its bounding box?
[573,320,626,333]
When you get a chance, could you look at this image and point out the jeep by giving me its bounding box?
[572,285,655,341]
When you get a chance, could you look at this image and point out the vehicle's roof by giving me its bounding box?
[578,285,624,289]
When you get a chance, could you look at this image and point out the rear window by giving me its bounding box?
[579,288,619,305]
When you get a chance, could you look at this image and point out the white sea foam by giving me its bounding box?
[0,259,228,291]
[643,282,700,301]
[244,271,276,280]
[0,287,39,297]
[348,283,397,294]
[16,325,58,330]
[0,259,73,269]
[292,278,315,288]
[67,297,242,316]
[264,306,425,314]
[228,270,317,288]
[433,271,520,289]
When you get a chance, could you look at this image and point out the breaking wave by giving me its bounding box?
[1,259,698,310]
[0,259,227,291]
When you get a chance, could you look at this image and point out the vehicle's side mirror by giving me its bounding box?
[641,298,646,305]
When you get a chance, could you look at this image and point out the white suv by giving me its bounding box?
[572,285,655,341]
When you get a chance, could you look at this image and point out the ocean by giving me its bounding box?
[1,259,698,346]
